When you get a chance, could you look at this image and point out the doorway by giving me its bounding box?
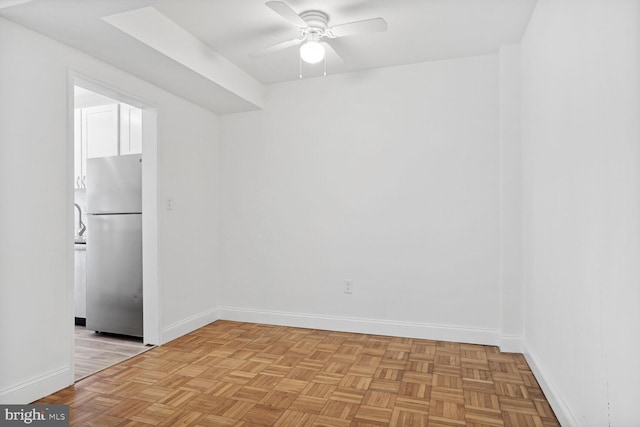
[71,78,159,380]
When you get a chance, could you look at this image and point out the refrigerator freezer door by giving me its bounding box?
[86,214,143,337]
[87,154,142,214]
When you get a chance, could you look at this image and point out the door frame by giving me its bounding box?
[68,73,161,381]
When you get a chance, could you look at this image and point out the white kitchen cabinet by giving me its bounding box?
[74,103,142,188]
[120,103,142,155]
[74,103,119,188]
[84,104,119,159]
[74,108,83,188]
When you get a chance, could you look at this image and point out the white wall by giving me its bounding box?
[158,100,221,339]
[220,56,502,343]
[521,1,640,425]
[498,44,523,352]
[0,17,221,403]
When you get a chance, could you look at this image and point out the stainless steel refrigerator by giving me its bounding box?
[86,154,143,337]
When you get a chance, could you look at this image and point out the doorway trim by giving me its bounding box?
[69,72,161,382]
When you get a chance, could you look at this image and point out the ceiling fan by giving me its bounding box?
[0,0,31,9]
[252,1,388,69]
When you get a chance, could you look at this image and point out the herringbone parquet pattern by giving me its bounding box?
[37,321,560,426]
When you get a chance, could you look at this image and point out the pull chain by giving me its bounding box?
[298,56,328,78]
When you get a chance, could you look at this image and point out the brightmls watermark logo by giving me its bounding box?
[1,405,68,426]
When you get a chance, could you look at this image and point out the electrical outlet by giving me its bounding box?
[166,197,174,210]
[344,280,353,294]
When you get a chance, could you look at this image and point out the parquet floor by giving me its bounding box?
[38,321,560,426]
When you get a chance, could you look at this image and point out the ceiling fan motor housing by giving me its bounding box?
[300,10,329,37]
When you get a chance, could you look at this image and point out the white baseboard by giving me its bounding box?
[218,306,500,346]
[0,366,72,404]
[499,334,524,353]
[161,308,221,344]
[523,343,578,427]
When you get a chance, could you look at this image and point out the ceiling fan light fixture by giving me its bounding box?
[299,40,325,64]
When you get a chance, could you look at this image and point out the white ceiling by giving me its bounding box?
[1,0,536,113]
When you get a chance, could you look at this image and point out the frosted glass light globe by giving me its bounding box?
[300,40,325,64]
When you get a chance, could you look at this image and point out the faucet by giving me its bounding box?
[74,203,87,237]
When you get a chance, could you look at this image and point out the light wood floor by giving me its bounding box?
[39,321,559,426]
[74,325,152,381]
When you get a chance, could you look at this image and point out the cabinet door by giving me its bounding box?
[120,104,142,155]
[74,108,83,187]
[84,104,119,159]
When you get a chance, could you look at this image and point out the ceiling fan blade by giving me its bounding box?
[322,41,347,68]
[265,1,307,28]
[329,17,388,38]
[0,0,31,9]
[250,38,303,57]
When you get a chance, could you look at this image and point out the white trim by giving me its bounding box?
[141,108,160,345]
[219,307,500,346]
[499,334,524,353]
[0,367,71,404]
[71,72,162,346]
[161,308,221,344]
[67,70,78,384]
[523,343,579,427]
